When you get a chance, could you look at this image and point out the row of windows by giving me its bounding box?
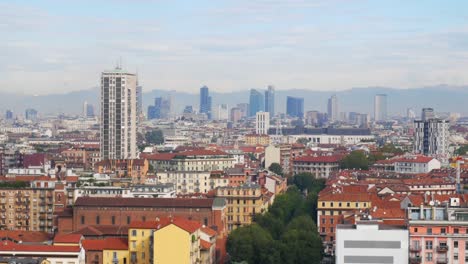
[321,202,367,208]
[82,215,210,226]
[414,227,467,235]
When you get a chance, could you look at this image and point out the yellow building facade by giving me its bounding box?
[128,225,153,264]
[153,224,200,264]
[216,184,267,231]
[103,249,129,264]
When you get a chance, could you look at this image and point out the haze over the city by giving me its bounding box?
[2,0,468,94]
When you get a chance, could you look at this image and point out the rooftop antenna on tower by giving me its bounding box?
[116,57,123,70]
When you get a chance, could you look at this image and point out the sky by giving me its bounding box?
[1,0,468,95]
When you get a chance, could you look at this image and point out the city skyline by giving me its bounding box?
[2,1,468,94]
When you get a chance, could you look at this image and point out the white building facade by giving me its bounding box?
[336,221,409,264]
[256,111,270,135]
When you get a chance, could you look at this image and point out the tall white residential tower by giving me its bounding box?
[100,67,138,160]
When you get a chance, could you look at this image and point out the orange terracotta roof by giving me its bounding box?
[0,230,51,243]
[141,153,176,161]
[0,240,81,253]
[176,149,228,156]
[129,217,202,234]
[393,155,434,163]
[53,234,83,244]
[82,238,128,251]
[200,239,212,250]
[201,227,217,237]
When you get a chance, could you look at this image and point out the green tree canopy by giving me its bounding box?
[455,145,468,155]
[289,172,325,194]
[380,143,404,155]
[340,150,369,170]
[296,138,309,145]
[145,130,164,145]
[268,162,284,176]
[227,185,325,263]
[227,224,281,264]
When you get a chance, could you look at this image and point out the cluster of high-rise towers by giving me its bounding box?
[98,66,391,160]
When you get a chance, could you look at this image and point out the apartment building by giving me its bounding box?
[293,155,343,178]
[0,182,67,232]
[317,186,374,250]
[156,171,229,194]
[144,150,235,173]
[94,159,149,184]
[216,184,270,231]
[408,198,468,264]
[244,134,270,146]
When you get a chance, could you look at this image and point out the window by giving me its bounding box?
[142,216,146,222]
[330,227,334,232]
[330,218,334,224]
[132,241,136,249]
[141,231,145,236]
[454,228,459,234]
[441,228,446,234]
[322,218,325,224]
[338,202,342,207]
[113,252,118,258]
[414,227,418,233]
[132,230,137,236]
[330,202,334,207]
[427,228,432,235]
[322,202,325,207]
[321,227,325,233]
[426,241,433,250]
[96,216,100,224]
[454,241,458,248]
[141,252,145,260]
[425,252,432,261]
[204,217,208,226]
[112,216,115,225]
[127,216,131,225]
[346,202,350,207]
[81,215,85,225]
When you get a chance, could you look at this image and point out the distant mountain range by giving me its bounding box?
[1,85,467,117]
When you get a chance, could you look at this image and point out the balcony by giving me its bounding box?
[436,245,448,252]
[436,257,448,264]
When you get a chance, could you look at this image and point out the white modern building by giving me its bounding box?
[394,155,441,174]
[256,111,270,135]
[100,67,138,160]
[336,221,409,264]
[374,94,388,121]
[414,118,449,164]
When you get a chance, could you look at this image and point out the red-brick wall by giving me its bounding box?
[71,206,225,235]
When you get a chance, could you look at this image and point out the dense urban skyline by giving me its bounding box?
[2,1,468,94]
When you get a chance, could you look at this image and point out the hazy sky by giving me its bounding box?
[1,0,468,94]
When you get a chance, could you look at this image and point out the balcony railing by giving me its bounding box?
[409,256,422,263]
[436,245,448,252]
[436,257,448,264]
